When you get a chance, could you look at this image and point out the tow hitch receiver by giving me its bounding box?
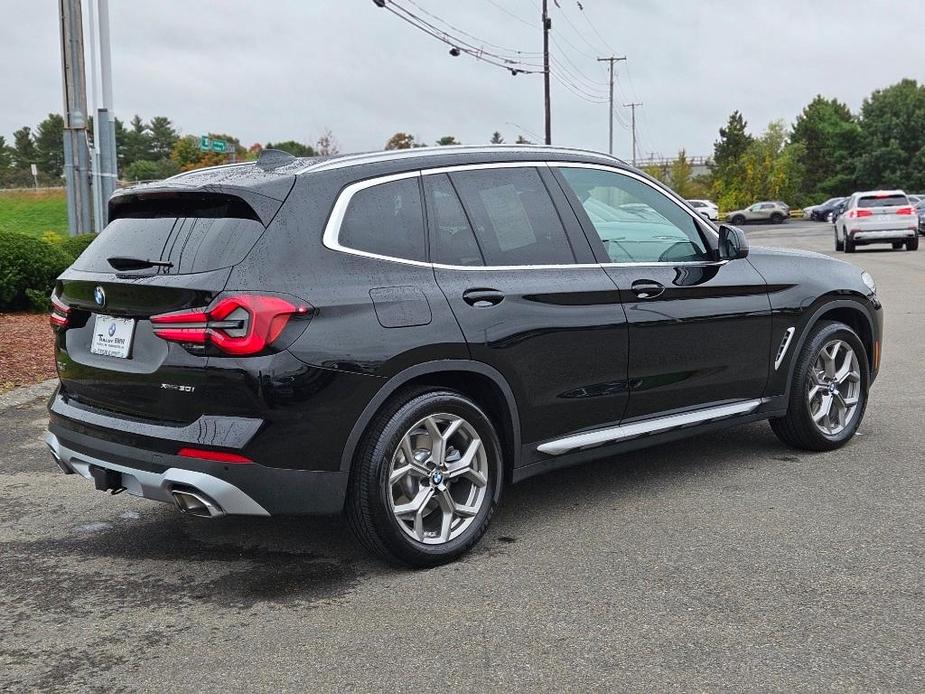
[89,465,125,494]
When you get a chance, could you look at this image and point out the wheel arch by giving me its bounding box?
[339,360,522,481]
[783,297,877,399]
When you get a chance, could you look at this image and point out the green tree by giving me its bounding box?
[667,149,694,197]
[34,113,65,178]
[791,96,860,198]
[384,132,417,150]
[855,79,925,190]
[170,135,203,170]
[515,135,532,144]
[122,115,153,167]
[0,136,11,170]
[436,136,460,146]
[12,126,36,169]
[124,159,160,181]
[713,110,753,172]
[738,121,805,207]
[489,131,504,144]
[148,116,179,160]
[265,140,316,157]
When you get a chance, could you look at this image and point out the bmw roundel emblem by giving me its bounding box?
[94,286,106,307]
[108,322,117,337]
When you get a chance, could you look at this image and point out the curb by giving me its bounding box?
[0,379,57,413]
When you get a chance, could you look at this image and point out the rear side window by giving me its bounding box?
[339,177,426,262]
[74,201,266,275]
[423,174,483,266]
[449,167,575,266]
[858,194,908,208]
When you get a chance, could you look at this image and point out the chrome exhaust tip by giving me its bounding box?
[171,489,225,518]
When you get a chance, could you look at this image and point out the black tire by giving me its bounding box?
[834,230,844,252]
[770,212,785,224]
[770,320,869,452]
[892,241,904,250]
[346,387,503,568]
[731,215,746,226]
[845,233,855,253]
[907,235,919,251]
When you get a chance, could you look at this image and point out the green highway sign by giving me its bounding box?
[199,136,228,153]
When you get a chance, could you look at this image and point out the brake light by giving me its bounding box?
[151,294,310,355]
[49,293,70,329]
[848,209,873,218]
[177,447,253,464]
[896,206,913,215]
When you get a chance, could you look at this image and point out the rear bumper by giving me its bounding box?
[46,419,349,515]
[851,228,916,242]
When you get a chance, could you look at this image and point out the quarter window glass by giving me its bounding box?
[424,174,484,266]
[559,167,710,263]
[449,168,575,266]
[339,177,426,261]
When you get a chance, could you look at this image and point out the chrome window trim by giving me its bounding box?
[322,161,725,270]
[536,399,763,456]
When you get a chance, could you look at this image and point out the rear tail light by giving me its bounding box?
[848,209,873,218]
[896,206,913,215]
[49,293,70,329]
[151,294,311,355]
[177,447,253,464]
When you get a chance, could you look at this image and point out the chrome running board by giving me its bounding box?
[536,399,763,456]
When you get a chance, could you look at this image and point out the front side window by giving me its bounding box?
[558,167,710,263]
[339,177,426,262]
[449,167,576,266]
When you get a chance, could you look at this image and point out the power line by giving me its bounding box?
[404,0,542,57]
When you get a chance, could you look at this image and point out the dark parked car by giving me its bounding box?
[46,146,883,567]
[916,200,925,234]
[810,197,845,221]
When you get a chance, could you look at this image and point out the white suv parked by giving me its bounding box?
[686,199,718,221]
[835,190,919,253]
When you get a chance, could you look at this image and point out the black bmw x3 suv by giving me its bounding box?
[46,145,882,567]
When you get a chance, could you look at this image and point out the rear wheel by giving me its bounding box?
[845,233,856,253]
[834,230,844,251]
[907,235,919,251]
[770,320,868,451]
[892,241,904,250]
[346,388,503,568]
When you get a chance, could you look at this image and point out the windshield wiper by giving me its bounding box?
[107,256,174,271]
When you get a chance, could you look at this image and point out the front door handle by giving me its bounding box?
[463,288,505,308]
[631,279,665,299]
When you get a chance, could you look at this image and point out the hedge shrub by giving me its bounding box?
[0,229,74,310]
[59,232,98,261]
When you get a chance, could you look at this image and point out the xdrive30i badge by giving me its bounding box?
[160,383,195,393]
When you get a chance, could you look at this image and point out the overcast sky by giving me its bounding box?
[2,0,923,161]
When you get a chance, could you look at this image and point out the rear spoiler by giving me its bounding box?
[109,175,296,227]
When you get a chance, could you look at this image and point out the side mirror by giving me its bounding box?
[717,224,749,260]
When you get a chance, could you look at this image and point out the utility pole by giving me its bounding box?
[541,0,551,145]
[624,102,643,166]
[86,0,118,229]
[59,0,92,236]
[596,56,625,155]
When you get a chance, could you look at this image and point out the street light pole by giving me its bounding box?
[542,0,551,145]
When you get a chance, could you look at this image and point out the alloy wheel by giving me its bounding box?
[806,339,861,436]
[387,413,489,545]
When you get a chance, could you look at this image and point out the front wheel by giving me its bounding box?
[770,320,869,451]
[770,212,785,224]
[346,388,503,568]
[892,241,904,250]
[731,215,746,225]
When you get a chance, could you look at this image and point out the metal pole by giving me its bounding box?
[542,0,551,145]
[59,0,92,236]
[87,0,104,232]
[98,0,117,223]
[596,56,625,155]
[624,102,642,167]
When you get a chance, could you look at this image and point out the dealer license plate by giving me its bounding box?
[90,314,135,358]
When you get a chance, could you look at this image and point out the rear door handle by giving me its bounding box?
[631,280,665,299]
[463,289,505,308]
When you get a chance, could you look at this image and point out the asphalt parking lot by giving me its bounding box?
[1,220,922,693]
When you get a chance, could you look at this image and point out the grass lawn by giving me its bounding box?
[0,189,68,239]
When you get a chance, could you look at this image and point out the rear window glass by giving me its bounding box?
[339,177,426,262]
[73,215,266,274]
[449,167,575,266]
[858,195,908,208]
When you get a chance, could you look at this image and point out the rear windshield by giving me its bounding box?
[858,194,908,208]
[73,215,266,274]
